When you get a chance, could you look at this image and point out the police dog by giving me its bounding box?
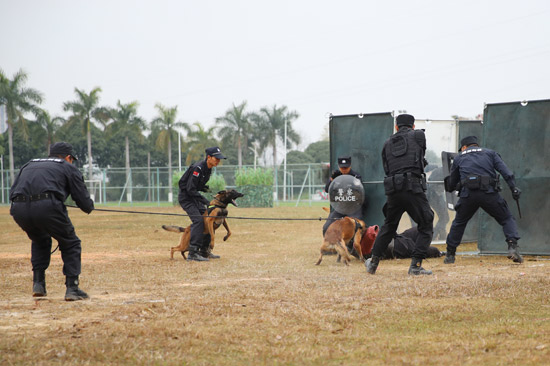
[163,189,244,259]
[316,210,367,266]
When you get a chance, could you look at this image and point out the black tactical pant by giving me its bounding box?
[10,199,82,277]
[371,190,434,259]
[446,191,519,249]
[180,199,207,254]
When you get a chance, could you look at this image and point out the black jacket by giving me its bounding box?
[10,158,94,213]
[178,159,211,205]
[448,146,516,197]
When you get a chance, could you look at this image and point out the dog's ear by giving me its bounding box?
[218,190,225,194]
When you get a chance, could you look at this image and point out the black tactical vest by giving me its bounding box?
[384,128,425,175]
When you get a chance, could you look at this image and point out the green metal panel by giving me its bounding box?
[329,112,394,226]
[479,99,550,255]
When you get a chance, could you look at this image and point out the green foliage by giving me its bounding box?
[206,173,227,196]
[305,140,330,163]
[236,185,273,207]
[285,150,314,164]
[234,167,273,207]
[235,167,273,186]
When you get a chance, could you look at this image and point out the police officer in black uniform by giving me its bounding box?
[10,142,94,301]
[365,114,434,275]
[322,156,363,236]
[178,146,225,261]
[443,136,523,264]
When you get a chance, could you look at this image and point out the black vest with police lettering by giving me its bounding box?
[384,128,425,175]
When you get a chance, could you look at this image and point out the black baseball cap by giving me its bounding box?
[338,156,351,168]
[396,114,415,127]
[460,136,478,151]
[49,142,78,160]
[205,146,226,159]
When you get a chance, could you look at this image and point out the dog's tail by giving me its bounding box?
[162,225,186,233]
[322,206,331,213]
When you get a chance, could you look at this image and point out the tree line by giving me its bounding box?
[0,68,329,184]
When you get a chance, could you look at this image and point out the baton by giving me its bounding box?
[514,198,522,219]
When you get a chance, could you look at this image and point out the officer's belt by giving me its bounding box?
[460,175,499,191]
[12,192,54,202]
[392,173,424,183]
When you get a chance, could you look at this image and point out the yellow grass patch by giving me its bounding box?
[1,205,549,365]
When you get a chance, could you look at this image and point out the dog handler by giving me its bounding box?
[178,146,225,261]
[365,114,434,275]
[322,156,363,235]
[443,136,523,264]
[10,142,94,301]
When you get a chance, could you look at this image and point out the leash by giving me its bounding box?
[67,205,341,222]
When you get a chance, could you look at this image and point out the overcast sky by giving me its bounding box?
[2,0,549,147]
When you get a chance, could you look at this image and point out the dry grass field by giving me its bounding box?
[1,205,549,366]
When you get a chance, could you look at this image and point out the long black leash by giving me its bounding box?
[66,205,335,222]
[55,205,341,255]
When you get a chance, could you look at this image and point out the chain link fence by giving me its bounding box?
[1,163,331,207]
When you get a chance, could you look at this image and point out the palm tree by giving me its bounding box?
[251,104,300,166]
[0,68,43,182]
[184,122,219,165]
[63,87,106,182]
[105,101,146,199]
[151,103,187,197]
[35,109,64,155]
[216,101,251,168]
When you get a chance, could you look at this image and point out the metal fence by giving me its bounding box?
[0,163,331,206]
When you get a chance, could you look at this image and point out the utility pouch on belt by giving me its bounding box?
[465,175,481,190]
[480,176,491,191]
[411,175,426,193]
[383,176,395,195]
[393,174,405,191]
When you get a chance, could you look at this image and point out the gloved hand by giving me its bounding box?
[331,170,341,179]
[199,185,210,193]
[511,187,521,200]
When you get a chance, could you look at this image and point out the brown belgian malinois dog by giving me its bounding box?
[163,189,244,259]
[316,207,367,266]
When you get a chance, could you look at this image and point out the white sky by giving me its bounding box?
[2,0,549,148]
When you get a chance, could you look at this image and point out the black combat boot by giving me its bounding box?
[408,258,432,275]
[200,234,219,259]
[32,270,47,297]
[506,239,524,263]
[365,255,380,274]
[443,245,456,264]
[200,247,220,259]
[65,276,89,301]
[206,250,220,259]
[187,247,209,261]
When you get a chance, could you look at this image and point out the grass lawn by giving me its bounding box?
[1,205,548,365]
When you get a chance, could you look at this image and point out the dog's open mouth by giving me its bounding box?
[231,199,238,207]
